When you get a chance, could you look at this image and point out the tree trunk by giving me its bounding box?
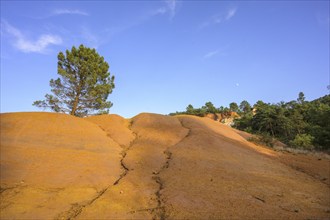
[70,94,80,116]
[70,83,82,116]
[270,123,275,137]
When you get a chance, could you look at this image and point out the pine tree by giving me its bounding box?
[204,101,217,113]
[186,104,195,115]
[33,45,115,117]
[239,100,251,114]
[297,92,305,104]
[229,102,239,112]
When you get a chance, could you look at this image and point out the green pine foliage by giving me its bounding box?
[229,102,239,112]
[239,100,252,114]
[170,93,330,151]
[169,101,226,117]
[233,93,330,150]
[33,45,115,117]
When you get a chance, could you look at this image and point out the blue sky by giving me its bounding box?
[1,1,329,118]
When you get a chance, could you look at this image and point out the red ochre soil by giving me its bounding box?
[0,112,329,219]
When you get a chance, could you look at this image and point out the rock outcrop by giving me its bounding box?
[1,112,329,219]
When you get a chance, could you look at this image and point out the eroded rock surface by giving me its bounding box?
[0,112,122,219]
[1,113,329,219]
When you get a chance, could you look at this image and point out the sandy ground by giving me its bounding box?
[234,129,330,186]
[0,113,122,219]
[0,112,329,219]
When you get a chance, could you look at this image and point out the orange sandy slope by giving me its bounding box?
[0,112,329,219]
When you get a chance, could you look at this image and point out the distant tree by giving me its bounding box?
[218,106,224,113]
[195,107,207,116]
[33,45,115,117]
[234,112,253,131]
[229,102,239,112]
[297,92,305,104]
[254,100,267,110]
[223,107,230,114]
[305,101,330,149]
[186,104,195,115]
[288,108,306,135]
[239,100,251,114]
[204,101,217,114]
[252,104,276,136]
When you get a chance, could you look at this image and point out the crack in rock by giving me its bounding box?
[113,136,137,186]
[113,120,137,186]
[56,117,191,220]
[128,206,162,214]
[0,182,29,194]
[279,205,300,213]
[152,117,192,220]
[56,122,137,220]
[55,187,109,220]
[252,195,266,203]
[0,186,18,194]
[152,175,166,220]
[177,118,192,141]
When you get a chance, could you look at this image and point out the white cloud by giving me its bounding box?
[200,7,237,29]
[203,46,229,59]
[203,50,219,59]
[152,8,167,15]
[225,8,237,21]
[214,15,223,24]
[52,9,89,16]
[166,0,177,20]
[1,21,62,53]
[152,0,177,20]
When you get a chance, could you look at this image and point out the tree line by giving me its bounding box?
[169,100,251,117]
[170,92,330,151]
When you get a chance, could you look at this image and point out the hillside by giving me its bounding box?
[0,112,329,219]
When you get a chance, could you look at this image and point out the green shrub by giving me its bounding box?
[289,134,315,150]
[247,133,274,147]
[244,127,253,133]
[259,133,274,147]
